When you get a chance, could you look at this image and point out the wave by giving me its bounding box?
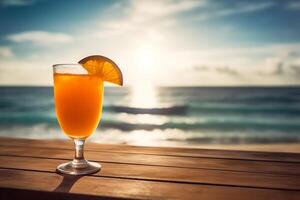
[98,120,300,132]
[190,96,300,104]
[102,104,300,116]
[1,117,299,132]
[188,105,300,116]
[105,105,188,115]
[2,103,300,117]
[1,123,300,145]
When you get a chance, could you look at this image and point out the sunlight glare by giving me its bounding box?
[136,47,155,68]
[130,43,159,108]
[130,83,158,108]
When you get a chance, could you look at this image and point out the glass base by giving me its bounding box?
[56,160,101,175]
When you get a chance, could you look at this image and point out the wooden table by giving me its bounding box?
[0,137,299,200]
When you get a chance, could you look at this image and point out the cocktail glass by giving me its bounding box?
[53,64,103,175]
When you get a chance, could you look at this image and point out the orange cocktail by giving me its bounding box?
[54,74,103,139]
[53,55,122,175]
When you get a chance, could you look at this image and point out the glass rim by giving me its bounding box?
[53,63,88,75]
[52,63,83,69]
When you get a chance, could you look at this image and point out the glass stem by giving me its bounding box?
[72,138,88,168]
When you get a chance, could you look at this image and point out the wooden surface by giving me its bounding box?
[0,137,299,200]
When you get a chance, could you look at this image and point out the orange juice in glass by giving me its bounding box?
[54,73,103,139]
[53,56,122,175]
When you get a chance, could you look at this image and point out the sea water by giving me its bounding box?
[0,86,300,147]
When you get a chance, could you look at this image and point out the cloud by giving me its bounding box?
[180,42,300,85]
[194,65,238,75]
[216,66,239,76]
[286,1,300,10]
[195,1,274,20]
[129,0,205,20]
[269,63,300,78]
[0,46,14,58]
[92,0,276,44]
[0,59,52,85]
[0,0,36,6]
[91,0,275,53]
[1,0,300,86]
[7,31,73,45]
[290,65,300,75]
[193,65,209,71]
[94,0,205,38]
[259,47,300,79]
[272,62,284,75]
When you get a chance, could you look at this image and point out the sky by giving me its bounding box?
[0,0,300,86]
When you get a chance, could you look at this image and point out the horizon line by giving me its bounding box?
[1,84,300,88]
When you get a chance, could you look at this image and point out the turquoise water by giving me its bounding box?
[0,86,300,146]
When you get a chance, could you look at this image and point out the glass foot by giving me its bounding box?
[56,160,101,175]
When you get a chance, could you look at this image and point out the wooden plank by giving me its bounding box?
[0,188,128,200]
[1,137,300,162]
[0,145,300,176]
[0,169,299,200]
[0,155,299,190]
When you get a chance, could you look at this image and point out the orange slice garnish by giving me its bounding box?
[78,55,123,86]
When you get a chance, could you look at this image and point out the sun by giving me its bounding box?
[135,47,155,68]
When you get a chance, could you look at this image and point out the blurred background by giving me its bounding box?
[0,0,300,150]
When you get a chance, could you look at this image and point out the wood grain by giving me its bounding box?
[1,137,300,162]
[0,155,299,190]
[1,169,299,200]
[0,188,130,200]
[1,138,300,199]
[0,145,300,176]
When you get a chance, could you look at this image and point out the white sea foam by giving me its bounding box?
[1,124,299,147]
[0,124,66,140]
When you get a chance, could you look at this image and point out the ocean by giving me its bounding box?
[0,86,300,147]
